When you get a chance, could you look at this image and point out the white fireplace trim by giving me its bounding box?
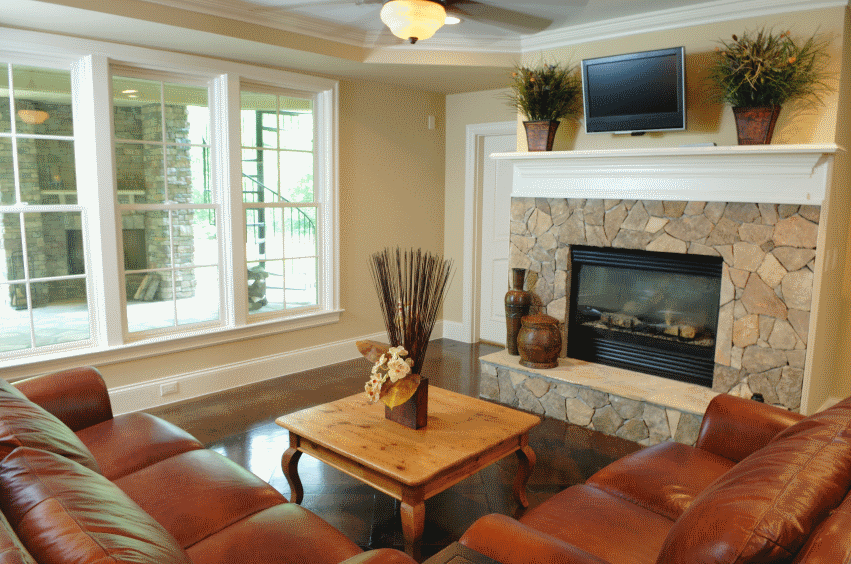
[492,144,840,205]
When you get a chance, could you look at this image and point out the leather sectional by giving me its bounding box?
[0,367,417,564]
[460,392,851,564]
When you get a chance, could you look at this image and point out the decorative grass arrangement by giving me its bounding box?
[369,247,453,376]
[707,28,831,107]
[507,62,582,122]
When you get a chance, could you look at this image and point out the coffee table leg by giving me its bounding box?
[400,500,425,561]
[282,435,304,504]
[513,440,536,508]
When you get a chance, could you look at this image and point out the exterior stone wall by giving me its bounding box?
[480,359,703,446]
[510,198,819,412]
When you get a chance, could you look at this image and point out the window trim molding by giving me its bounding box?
[0,26,341,369]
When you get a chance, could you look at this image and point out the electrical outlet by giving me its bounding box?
[160,382,179,396]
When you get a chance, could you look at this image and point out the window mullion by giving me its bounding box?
[215,73,246,325]
[71,54,125,347]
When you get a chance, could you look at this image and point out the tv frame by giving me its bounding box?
[581,46,686,135]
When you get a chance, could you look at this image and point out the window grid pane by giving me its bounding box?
[1,62,91,355]
[115,74,220,335]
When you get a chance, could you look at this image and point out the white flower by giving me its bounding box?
[388,346,407,357]
[387,358,411,383]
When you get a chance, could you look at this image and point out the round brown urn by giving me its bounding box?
[517,314,562,369]
[504,268,532,355]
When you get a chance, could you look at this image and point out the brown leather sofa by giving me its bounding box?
[459,392,851,564]
[0,367,417,564]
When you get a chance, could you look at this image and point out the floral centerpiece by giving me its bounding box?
[357,248,453,427]
[706,28,831,143]
[507,61,582,151]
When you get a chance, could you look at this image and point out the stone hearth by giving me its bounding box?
[479,350,713,446]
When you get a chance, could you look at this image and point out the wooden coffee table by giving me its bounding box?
[276,386,541,560]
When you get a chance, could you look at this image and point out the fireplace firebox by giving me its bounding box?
[567,246,723,386]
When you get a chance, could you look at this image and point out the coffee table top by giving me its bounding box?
[276,386,540,487]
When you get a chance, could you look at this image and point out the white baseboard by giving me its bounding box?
[815,396,842,413]
[109,322,453,415]
[440,320,473,343]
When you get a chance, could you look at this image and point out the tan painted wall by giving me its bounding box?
[97,79,447,389]
[823,6,851,407]
[520,7,844,151]
[442,88,515,324]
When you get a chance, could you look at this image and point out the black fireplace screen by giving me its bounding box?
[568,246,723,386]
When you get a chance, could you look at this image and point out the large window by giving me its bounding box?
[112,73,219,335]
[241,88,318,316]
[0,63,92,354]
[0,36,338,365]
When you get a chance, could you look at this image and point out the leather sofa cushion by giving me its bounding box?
[114,449,288,549]
[76,412,203,480]
[0,378,100,473]
[519,484,674,564]
[657,398,851,564]
[586,441,736,520]
[0,447,191,564]
[185,503,364,564]
[792,493,851,564]
[0,510,36,564]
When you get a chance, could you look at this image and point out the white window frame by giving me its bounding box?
[0,27,340,375]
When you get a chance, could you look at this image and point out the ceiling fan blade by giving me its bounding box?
[446,1,552,34]
[251,0,382,13]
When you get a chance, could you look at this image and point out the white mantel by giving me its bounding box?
[492,144,841,205]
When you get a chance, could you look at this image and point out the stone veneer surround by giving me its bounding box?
[476,146,839,444]
[509,197,819,412]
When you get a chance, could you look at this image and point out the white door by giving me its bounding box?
[478,133,517,345]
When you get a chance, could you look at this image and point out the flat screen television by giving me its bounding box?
[581,46,686,134]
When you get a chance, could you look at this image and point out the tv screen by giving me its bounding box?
[581,46,686,134]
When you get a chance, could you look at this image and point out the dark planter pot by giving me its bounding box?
[504,268,532,355]
[517,314,562,369]
[385,377,428,429]
[733,106,782,145]
[523,120,560,151]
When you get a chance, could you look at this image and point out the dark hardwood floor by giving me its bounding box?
[147,340,642,560]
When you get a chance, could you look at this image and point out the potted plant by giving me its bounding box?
[707,28,831,144]
[507,62,582,151]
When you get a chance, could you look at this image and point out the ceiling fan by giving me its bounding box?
[259,0,553,44]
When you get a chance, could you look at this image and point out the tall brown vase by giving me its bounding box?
[733,106,781,145]
[523,120,560,151]
[504,268,532,355]
[385,377,428,429]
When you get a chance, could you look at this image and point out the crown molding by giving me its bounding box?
[139,0,848,55]
[521,0,849,52]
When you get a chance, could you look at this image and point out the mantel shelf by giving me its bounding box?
[492,144,843,205]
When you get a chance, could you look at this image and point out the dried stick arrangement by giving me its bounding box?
[369,248,453,375]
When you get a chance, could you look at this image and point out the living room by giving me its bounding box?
[1,0,851,563]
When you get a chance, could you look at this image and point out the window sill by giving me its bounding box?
[0,308,343,381]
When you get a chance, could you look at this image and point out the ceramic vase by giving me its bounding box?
[733,106,781,145]
[385,377,428,429]
[505,268,532,355]
[518,314,562,369]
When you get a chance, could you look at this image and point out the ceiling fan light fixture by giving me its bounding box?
[380,0,446,44]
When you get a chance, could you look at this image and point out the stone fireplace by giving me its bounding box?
[478,145,838,446]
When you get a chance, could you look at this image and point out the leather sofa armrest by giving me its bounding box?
[338,549,419,564]
[695,393,805,462]
[13,366,113,432]
[459,514,609,564]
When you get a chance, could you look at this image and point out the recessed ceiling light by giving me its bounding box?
[445,15,461,25]
[122,89,138,94]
